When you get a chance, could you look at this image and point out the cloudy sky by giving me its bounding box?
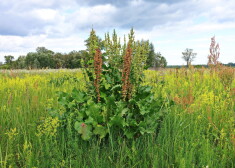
[0,0,235,65]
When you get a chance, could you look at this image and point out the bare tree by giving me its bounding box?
[182,48,197,67]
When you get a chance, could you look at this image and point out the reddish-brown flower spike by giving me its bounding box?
[122,43,132,101]
[94,48,102,102]
[208,36,220,66]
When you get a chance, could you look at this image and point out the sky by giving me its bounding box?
[0,0,235,65]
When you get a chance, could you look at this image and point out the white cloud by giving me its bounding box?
[32,9,57,21]
[186,22,235,33]
[0,0,234,64]
[71,4,117,29]
[129,0,145,6]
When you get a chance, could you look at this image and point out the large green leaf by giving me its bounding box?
[74,121,92,140]
[86,103,103,123]
[72,90,86,103]
[104,83,111,89]
[109,115,126,127]
[76,110,84,121]
[57,93,68,106]
[93,125,108,139]
[139,115,158,134]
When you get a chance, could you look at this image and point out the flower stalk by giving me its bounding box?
[94,48,102,102]
[122,43,132,100]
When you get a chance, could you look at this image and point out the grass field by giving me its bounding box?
[0,68,234,168]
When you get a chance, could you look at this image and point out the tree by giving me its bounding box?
[79,50,89,62]
[155,52,167,68]
[62,51,82,69]
[53,53,64,68]
[25,52,37,69]
[36,47,54,55]
[4,55,14,65]
[36,47,54,68]
[227,62,235,67]
[25,47,55,69]
[182,48,197,67]
[144,43,167,68]
[14,56,26,69]
[69,50,82,68]
[33,58,40,69]
[146,43,155,68]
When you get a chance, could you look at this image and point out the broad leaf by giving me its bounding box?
[93,125,108,139]
[74,121,92,140]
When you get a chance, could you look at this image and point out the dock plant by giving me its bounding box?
[51,29,166,140]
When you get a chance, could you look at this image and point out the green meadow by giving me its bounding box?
[0,68,234,168]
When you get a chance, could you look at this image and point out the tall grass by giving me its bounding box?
[0,68,234,167]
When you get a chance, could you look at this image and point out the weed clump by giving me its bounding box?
[48,29,166,140]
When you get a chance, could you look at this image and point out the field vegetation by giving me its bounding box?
[0,29,234,168]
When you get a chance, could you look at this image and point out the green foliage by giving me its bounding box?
[5,30,163,70]
[54,86,164,140]
[25,47,55,69]
[47,29,167,141]
[7,47,90,69]
[74,121,92,140]
[0,64,11,69]
[84,28,102,67]
[155,52,167,68]
[52,61,165,140]
[4,55,14,65]
[104,30,122,68]
[146,43,155,68]
[0,68,234,167]
[49,75,80,86]
[2,55,15,69]
[132,40,149,92]
[2,28,234,168]
[146,44,167,68]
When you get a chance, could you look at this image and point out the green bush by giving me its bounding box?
[48,29,167,140]
[0,64,11,69]
[50,64,166,140]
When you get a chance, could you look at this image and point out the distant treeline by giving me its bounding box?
[1,29,234,70]
[1,50,234,69]
[0,31,167,70]
[167,63,235,68]
[1,47,90,69]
